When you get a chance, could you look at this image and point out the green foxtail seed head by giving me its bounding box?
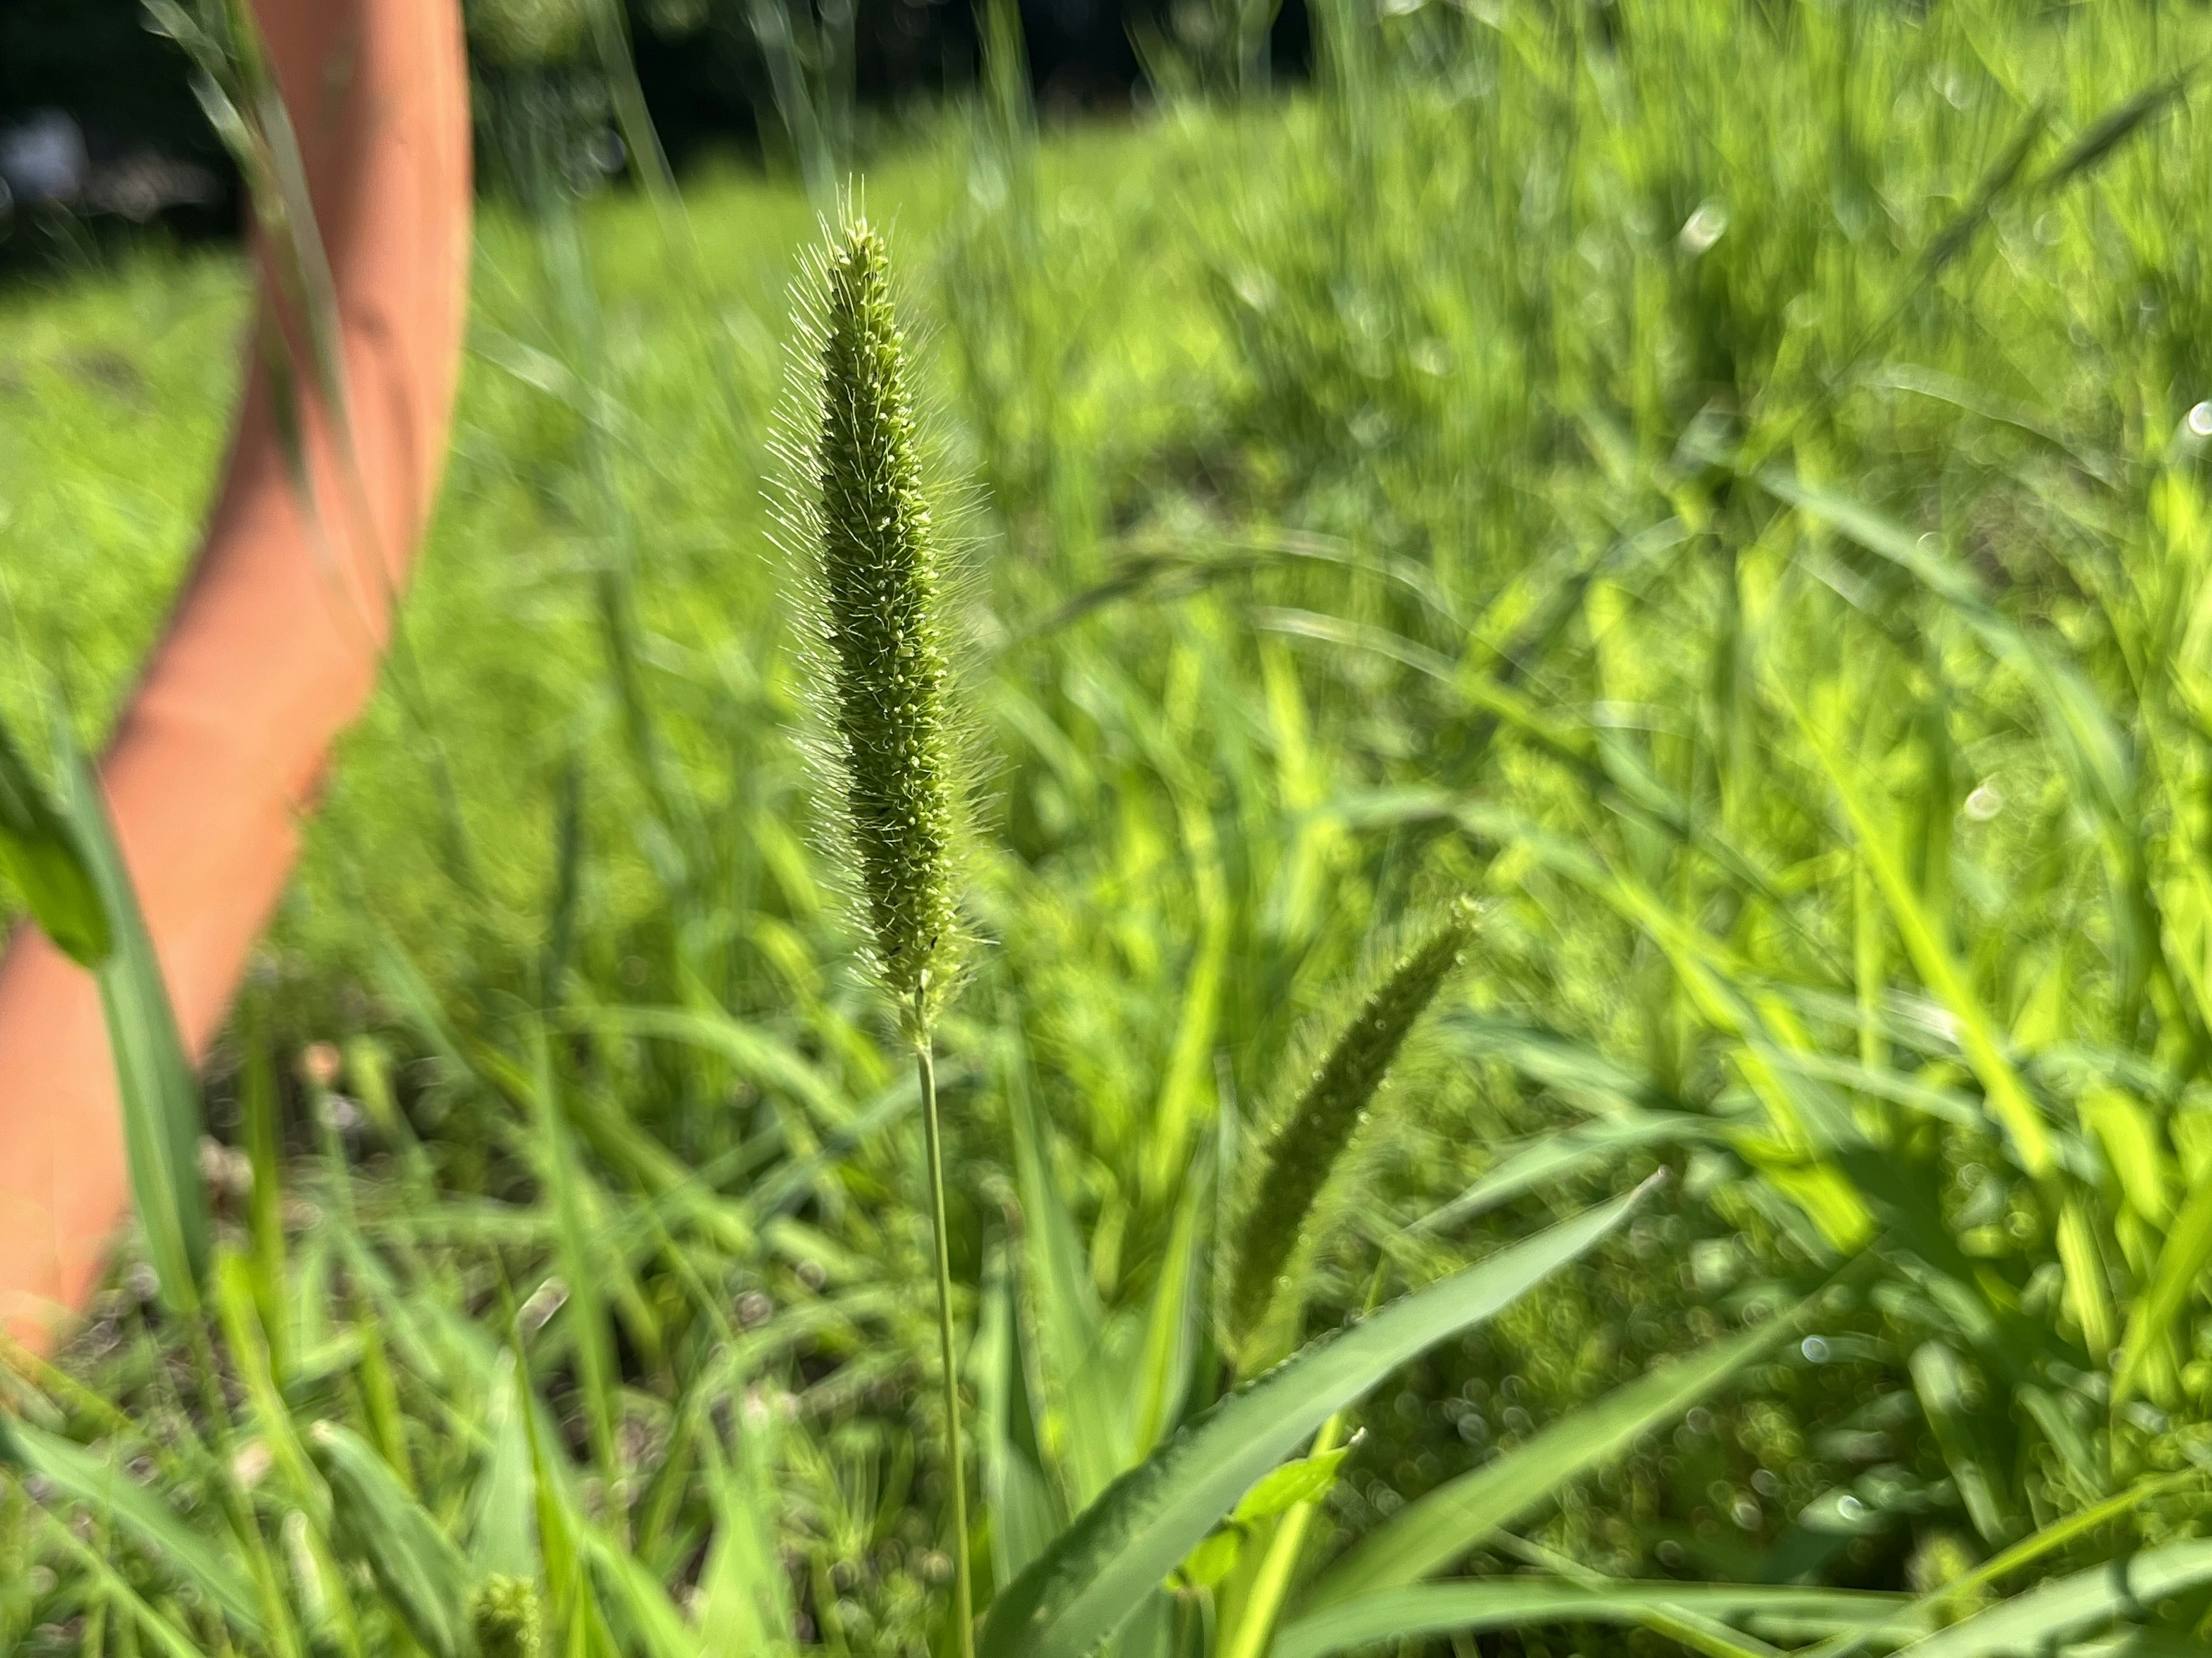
[1225,900,1478,1356]
[468,1574,542,1658]
[802,217,963,1038]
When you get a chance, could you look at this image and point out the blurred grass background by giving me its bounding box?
[7,0,2212,1653]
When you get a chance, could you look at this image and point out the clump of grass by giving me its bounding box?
[1224,899,1477,1357]
[789,212,975,1657]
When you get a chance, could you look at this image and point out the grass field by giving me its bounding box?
[7,1,2212,1653]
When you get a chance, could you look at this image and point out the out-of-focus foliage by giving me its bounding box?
[6,1,2212,1654]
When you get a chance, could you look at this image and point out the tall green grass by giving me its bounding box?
[7,0,2212,1653]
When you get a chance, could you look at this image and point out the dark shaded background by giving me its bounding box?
[1,0,1310,262]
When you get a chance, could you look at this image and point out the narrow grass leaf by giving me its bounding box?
[212,1248,323,1519]
[977,1256,1066,1589]
[1230,1442,1350,1524]
[590,1005,851,1125]
[699,1417,795,1656]
[976,1179,1654,1658]
[469,1350,539,1580]
[1308,1319,1786,1605]
[1437,1012,1687,1119]
[0,1416,265,1634]
[1130,1158,1209,1459]
[238,1016,290,1382]
[526,1023,620,1477]
[57,725,210,1312]
[1908,1343,2013,1546]
[2037,66,2199,194]
[1889,1539,2212,1657]
[1401,1114,1724,1238]
[1811,1472,2207,1658]
[2115,1166,2212,1405]
[36,1511,210,1658]
[1277,1582,1916,1658]
[1005,1033,1123,1503]
[0,710,110,966]
[311,1420,469,1658]
[1778,690,2054,1181]
[586,1525,702,1658]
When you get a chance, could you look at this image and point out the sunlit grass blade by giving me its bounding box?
[211,1248,321,1507]
[2114,1168,2212,1406]
[237,1011,290,1383]
[589,1005,853,1126]
[1276,1581,1920,1658]
[1805,1471,2206,1658]
[1130,1154,1209,1458]
[2036,63,2201,194]
[525,1022,620,1479]
[1908,1342,2015,1547]
[1773,685,2054,1179]
[1751,463,2161,1016]
[470,1350,539,1580]
[584,1523,701,1658]
[976,1179,1656,1658]
[1397,1113,1725,1240]
[1003,1029,1124,1504]
[698,1410,796,1656]
[1887,1539,2212,1658]
[1306,1318,1788,1606]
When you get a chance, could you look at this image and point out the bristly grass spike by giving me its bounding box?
[788,207,977,1658]
[789,210,965,1044]
[1225,898,1479,1360]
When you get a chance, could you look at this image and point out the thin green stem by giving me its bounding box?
[918,1027,976,1658]
[1222,1260,1385,1658]
[1220,1410,1346,1658]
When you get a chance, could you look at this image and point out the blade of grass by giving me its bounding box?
[0,708,110,966]
[2115,1166,2212,1405]
[310,1421,469,1658]
[55,720,209,1315]
[1888,1539,2212,1657]
[0,1417,266,1635]
[976,1178,1659,1658]
[1306,1318,1790,1604]
[1277,1582,1918,1658]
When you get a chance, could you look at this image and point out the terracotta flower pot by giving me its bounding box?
[0,0,473,1355]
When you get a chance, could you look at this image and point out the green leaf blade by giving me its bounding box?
[0,1416,266,1636]
[55,726,210,1312]
[1306,1319,1786,1606]
[1277,1580,1917,1658]
[976,1180,1656,1658]
[0,712,111,968]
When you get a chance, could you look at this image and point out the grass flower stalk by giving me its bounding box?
[1225,900,1477,1357]
[800,214,973,1657]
